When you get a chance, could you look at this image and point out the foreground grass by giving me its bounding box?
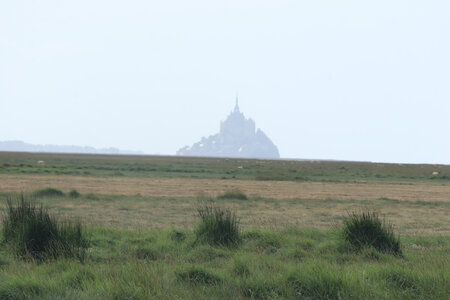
[0,227,448,299]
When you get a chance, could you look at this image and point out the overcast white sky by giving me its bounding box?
[1,1,449,164]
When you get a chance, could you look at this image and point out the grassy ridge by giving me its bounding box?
[1,151,450,182]
[0,227,448,299]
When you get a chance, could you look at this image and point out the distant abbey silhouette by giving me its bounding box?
[177,97,280,159]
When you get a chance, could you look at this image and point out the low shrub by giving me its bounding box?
[68,190,81,198]
[33,188,64,198]
[217,190,248,200]
[342,211,402,256]
[195,203,240,247]
[2,195,89,261]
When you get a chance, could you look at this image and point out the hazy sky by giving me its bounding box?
[1,1,449,164]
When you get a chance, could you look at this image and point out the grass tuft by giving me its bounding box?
[217,189,248,200]
[1,195,89,261]
[68,189,81,198]
[32,187,64,198]
[195,203,240,247]
[342,211,402,256]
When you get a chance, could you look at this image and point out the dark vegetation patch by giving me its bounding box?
[33,187,64,198]
[2,195,88,261]
[343,211,402,256]
[68,189,81,198]
[217,189,248,200]
[195,203,240,248]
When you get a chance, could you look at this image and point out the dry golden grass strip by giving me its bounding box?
[1,174,450,202]
[22,196,447,236]
[1,174,448,236]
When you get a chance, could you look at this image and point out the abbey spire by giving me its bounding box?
[234,94,240,113]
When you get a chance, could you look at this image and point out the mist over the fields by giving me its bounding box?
[1,1,449,164]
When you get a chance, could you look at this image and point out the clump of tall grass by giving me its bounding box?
[195,203,240,247]
[68,189,81,198]
[2,195,88,261]
[342,211,402,256]
[33,187,64,198]
[217,190,248,200]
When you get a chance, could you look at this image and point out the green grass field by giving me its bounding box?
[0,152,449,299]
[1,151,450,182]
[0,221,448,299]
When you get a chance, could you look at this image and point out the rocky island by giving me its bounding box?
[177,98,280,159]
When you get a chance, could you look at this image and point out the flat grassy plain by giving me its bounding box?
[2,151,450,182]
[0,152,449,299]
